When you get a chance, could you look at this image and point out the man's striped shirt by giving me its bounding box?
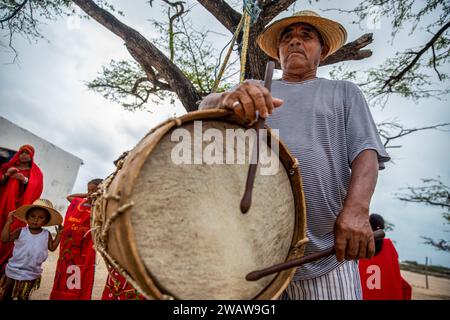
[267,78,390,280]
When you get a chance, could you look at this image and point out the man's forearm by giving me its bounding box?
[344,149,379,211]
[334,149,379,261]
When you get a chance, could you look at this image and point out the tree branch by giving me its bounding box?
[72,0,201,111]
[382,20,450,91]
[320,33,373,66]
[377,122,450,148]
[0,0,28,23]
[196,0,241,33]
[421,237,450,252]
[259,0,296,27]
[431,44,443,81]
[399,197,450,209]
[144,67,172,91]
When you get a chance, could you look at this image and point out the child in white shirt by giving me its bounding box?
[0,199,63,300]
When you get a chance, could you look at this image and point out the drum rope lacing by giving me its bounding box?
[91,153,175,300]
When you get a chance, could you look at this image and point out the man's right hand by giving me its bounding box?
[220,80,283,124]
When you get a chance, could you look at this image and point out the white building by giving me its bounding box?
[0,116,83,214]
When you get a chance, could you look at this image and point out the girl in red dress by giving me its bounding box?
[50,179,102,300]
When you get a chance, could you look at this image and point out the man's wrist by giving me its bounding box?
[342,201,369,215]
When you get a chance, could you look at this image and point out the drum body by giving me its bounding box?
[92,109,307,300]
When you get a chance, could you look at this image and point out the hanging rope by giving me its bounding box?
[212,0,261,91]
[211,15,245,93]
[239,12,251,83]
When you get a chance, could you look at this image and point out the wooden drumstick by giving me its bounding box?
[240,61,275,214]
[245,229,385,281]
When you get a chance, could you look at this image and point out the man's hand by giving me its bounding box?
[334,204,375,261]
[221,80,283,124]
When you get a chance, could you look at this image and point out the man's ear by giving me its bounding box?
[320,44,329,62]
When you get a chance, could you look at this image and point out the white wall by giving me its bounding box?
[0,117,83,215]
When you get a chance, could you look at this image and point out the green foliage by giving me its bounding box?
[0,0,123,58]
[0,0,73,45]
[87,0,237,111]
[149,3,238,96]
[327,0,450,107]
[87,59,172,111]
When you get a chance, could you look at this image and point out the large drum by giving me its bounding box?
[92,109,308,300]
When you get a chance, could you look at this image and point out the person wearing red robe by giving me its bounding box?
[101,266,145,300]
[49,179,102,300]
[358,214,412,300]
[0,145,44,274]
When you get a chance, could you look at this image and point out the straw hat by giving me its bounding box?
[257,10,347,60]
[13,199,63,227]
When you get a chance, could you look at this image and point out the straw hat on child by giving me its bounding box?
[13,199,63,227]
[257,10,347,60]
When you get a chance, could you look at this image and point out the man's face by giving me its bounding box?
[278,23,326,74]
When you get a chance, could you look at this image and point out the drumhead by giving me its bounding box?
[129,120,296,299]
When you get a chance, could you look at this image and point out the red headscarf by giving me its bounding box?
[0,145,44,272]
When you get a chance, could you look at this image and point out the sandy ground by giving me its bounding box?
[401,270,450,300]
[31,250,450,300]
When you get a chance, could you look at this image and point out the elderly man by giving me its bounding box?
[199,10,390,300]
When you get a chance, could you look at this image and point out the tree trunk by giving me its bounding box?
[73,0,374,112]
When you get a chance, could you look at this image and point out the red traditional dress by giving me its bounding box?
[102,266,145,300]
[359,238,412,300]
[50,198,96,300]
[0,145,43,273]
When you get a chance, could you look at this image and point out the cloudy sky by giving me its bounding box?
[0,0,449,267]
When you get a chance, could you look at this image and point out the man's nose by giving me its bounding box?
[289,37,303,47]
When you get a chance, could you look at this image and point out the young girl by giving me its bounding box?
[0,199,63,300]
[50,179,102,300]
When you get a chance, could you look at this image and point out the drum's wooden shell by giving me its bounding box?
[92,109,307,300]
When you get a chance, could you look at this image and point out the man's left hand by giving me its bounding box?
[334,205,375,261]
